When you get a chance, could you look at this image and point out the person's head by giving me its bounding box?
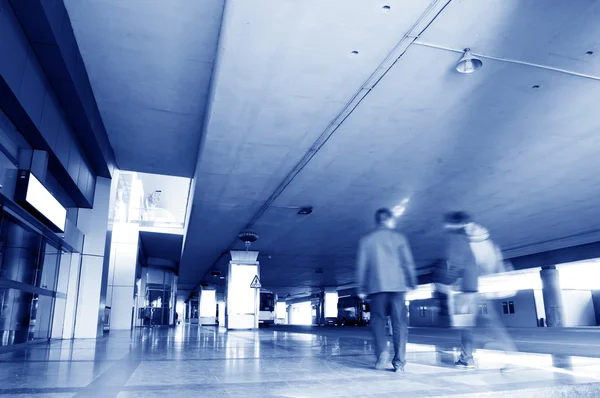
[443,211,472,232]
[375,208,396,229]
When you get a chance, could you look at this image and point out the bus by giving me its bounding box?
[337,296,370,326]
[259,290,276,327]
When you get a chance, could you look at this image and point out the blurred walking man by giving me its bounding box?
[357,208,417,372]
[444,211,516,370]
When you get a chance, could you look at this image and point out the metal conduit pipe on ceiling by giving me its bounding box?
[413,41,600,82]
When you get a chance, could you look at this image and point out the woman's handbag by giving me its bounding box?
[449,292,478,328]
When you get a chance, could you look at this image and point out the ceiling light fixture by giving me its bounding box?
[351,50,359,55]
[456,48,483,74]
[392,198,410,218]
[382,5,391,10]
[238,230,259,251]
[298,206,313,215]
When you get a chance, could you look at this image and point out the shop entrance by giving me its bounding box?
[0,209,72,346]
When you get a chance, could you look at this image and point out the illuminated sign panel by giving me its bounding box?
[15,171,67,232]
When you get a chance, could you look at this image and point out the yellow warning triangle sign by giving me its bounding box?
[250,275,261,288]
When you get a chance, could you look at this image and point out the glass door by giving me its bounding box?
[28,241,60,341]
[0,209,62,345]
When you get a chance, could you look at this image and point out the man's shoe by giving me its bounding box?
[375,351,390,370]
[500,365,518,373]
[393,364,405,373]
[454,359,475,369]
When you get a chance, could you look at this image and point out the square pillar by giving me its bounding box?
[199,288,217,325]
[324,289,338,324]
[226,250,260,329]
[74,177,112,339]
[105,222,139,330]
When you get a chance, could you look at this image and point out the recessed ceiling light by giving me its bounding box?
[586,51,594,55]
[220,276,225,279]
[532,85,540,89]
[382,5,391,10]
[351,50,359,55]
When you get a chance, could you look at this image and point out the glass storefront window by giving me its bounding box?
[0,213,42,286]
[28,294,54,341]
[0,288,34,346]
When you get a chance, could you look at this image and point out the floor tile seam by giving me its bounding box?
[0,387,82,394]
[224,332,303,355]
[136,353,336,361]
[0,360,120,363]
[122,380,295,391]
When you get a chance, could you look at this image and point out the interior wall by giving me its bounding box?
[562,290,596,327]
[489,289,538,328]
[409,298,438,327]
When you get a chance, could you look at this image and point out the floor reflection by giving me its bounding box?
[0,325,599,397]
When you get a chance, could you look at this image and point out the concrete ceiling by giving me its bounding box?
[179,0,600,295]
[64,0,225,177]
[66,0,600,295]
[139,231,183,263]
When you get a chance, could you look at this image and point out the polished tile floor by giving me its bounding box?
[1,325,600,397]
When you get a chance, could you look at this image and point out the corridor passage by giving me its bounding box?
[1,326,600,397]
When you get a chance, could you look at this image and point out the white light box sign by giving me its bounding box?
[15,171,67,232]
[227,263,258,329]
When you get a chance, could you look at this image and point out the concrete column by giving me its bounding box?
[74,177,112,338]
[135,268,147,327]
[217,301,225,326]
[540,265,564,327]
[226,250,260,329]
[106,223,139,330]
[323,288,338,325]
[319,289,325,326]
[199,288,217,325]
